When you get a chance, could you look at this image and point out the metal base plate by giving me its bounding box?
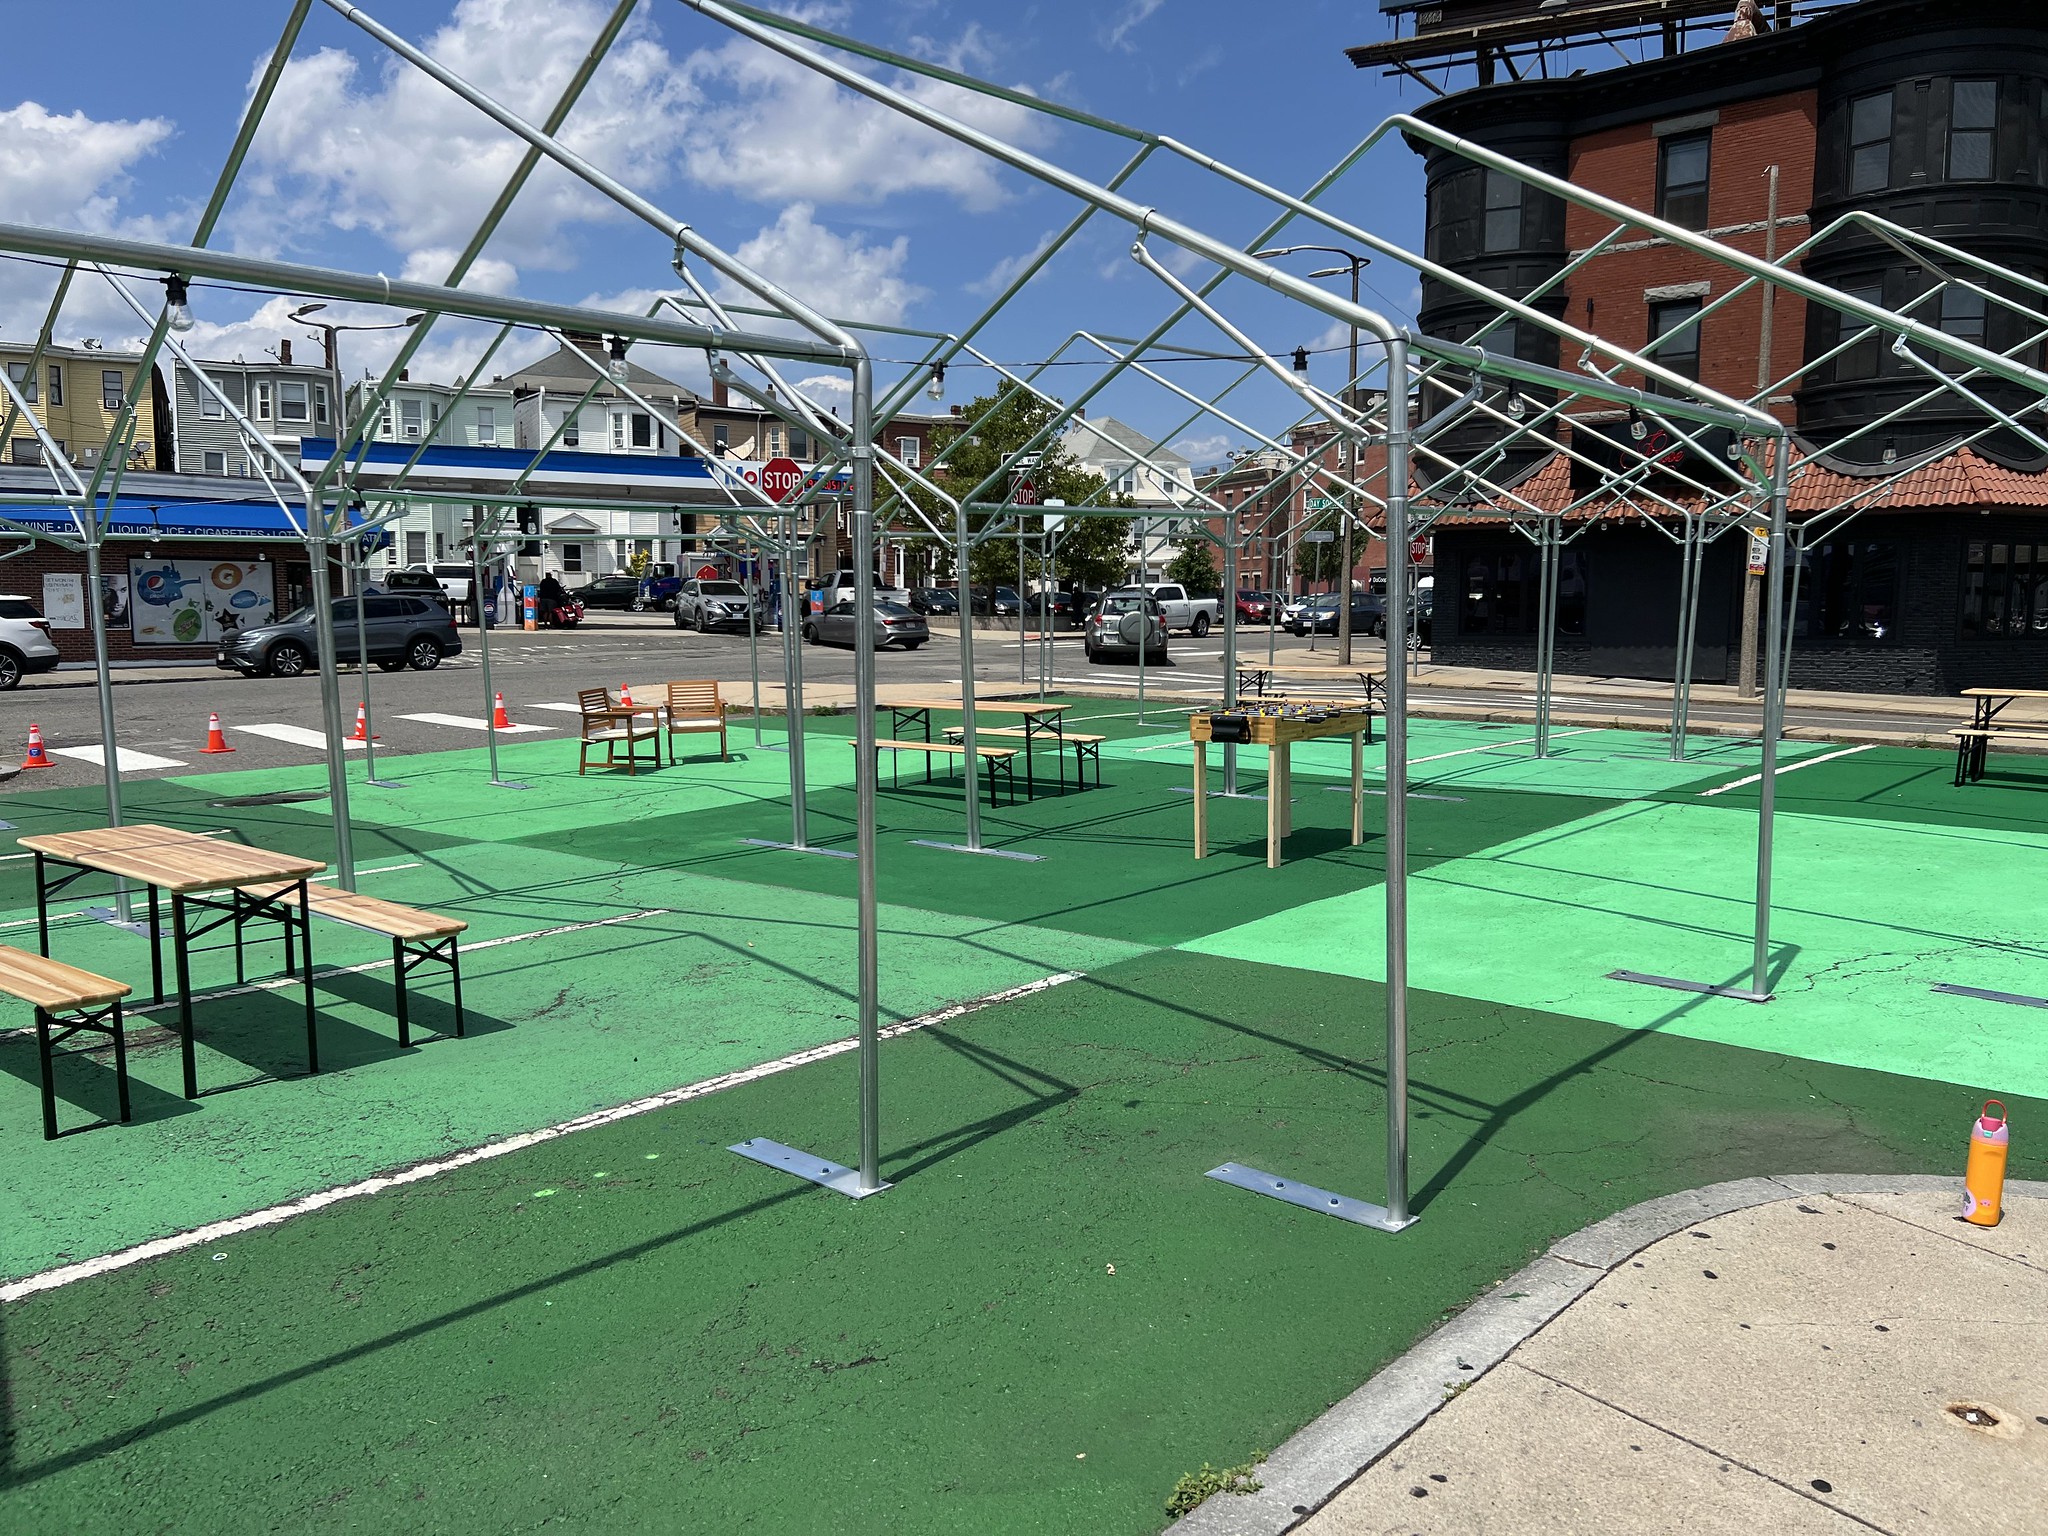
[80,905,163,939]
[730,1137,889,1198]
[487,779,531,790]
[907,840,1046,861]
[1168,786,1272,801]
[1206,1162,1417,1232]
[740,838,858,860]
[1933,982,2048,1010]
[0,818,14,830]
[363,778,406,790]
[1328,786,1467,803]
[1608,969,1772,1003]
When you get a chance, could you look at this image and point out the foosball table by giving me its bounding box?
[1188,701,1375,868]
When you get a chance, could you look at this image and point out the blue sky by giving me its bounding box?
[0,1,1435,465]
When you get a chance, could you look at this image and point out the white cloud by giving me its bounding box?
[239,0,697,283]
[968,232,1057,297]
[1173,432,1236,466]
[726,203,926,328]
[0,101,173,230]
[1101,0,1166,53]
[678,25,1054,212]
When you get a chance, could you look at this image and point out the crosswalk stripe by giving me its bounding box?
[232,723,364,752]
[49,745,188,771]
[395,712,550,733]
[529,702,584,714]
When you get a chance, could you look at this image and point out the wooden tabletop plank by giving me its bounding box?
[0,946,131,1009]
[18,823,326,893]
[1961,687,2048,699]
[242,881,467,941]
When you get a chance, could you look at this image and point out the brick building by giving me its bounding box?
[1360,0,2048,693]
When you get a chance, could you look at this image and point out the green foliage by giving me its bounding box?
[1163,539,1220,594]
[1164,1451,1267,1520]
[889,387,1134,600]
[623,548,652,579]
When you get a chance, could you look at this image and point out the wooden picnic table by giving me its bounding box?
[1953,687,2048,784]
[880,697,1074,798]
[16,823,327,1098]
[1188,705,1375,869]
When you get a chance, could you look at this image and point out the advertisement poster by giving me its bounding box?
[128,559,275,646]
[100,571,130,628]
[42,573,84,630]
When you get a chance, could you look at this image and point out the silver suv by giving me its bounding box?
[674,578,762,634]
[0,594,61,689]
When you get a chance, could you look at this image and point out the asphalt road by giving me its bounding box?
[2,611,1963,795]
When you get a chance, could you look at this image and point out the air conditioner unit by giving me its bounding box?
[403,426,420,439]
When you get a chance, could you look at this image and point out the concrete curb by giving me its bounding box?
[1170,1172,2048,1535]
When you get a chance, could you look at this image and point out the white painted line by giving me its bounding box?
[529,702,585,714]
[50,745,188,772]
[233,723,363,752]
[0,968,1084,1303]
[1405,728,1597,765]
[396,712,550,734]
[1699,742,1876,797]
[313,861,422,882]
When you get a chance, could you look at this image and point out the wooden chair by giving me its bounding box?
[664,680,729,763]
[578,686,659,775]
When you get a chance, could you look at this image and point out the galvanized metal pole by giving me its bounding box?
[345,539,386,786]
[1337,262,1360,666]
[1667,516,1700,762]
[1222,523,1240,795]
[1381,337,1414,1229]
[305,527,356,890]
[747,539,764,748]
[1752,443,1793,999]
[1535,523,1559,757]
[953,495,984,849]
[82,535,131,920]
[782,515,809,848]
[1134,516,1148,725]
[849,357,882,1193]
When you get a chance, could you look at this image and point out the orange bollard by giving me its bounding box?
[20,722,53,769]
[200,711,236,753]
[492,691,514,730]
[348,702,378,742]
[1964,1100,2009,1227]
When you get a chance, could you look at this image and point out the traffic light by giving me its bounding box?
[517,505,541,557]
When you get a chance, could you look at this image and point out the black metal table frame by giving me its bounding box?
[873,739,1016,808]
[885,702,1071,797]
[33,853,318,1099]
[1957,693,2020,785]
[35,996,130,1140]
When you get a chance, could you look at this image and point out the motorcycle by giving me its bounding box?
[537,597,584,628]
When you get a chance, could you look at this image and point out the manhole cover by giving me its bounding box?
[208,790,328,808]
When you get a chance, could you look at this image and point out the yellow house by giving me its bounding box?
[0,341,171,472]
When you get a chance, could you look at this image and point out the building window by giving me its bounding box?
[254,381,272,420]
[630,412,653,448]
[315,384,328,426]
[203,449,227,475]
[11,438,42,465]
[1831,284,1886,381]
[46,365,61,406]
[1794,539,1900,643]
[1849,91,1893,194]
[1657,131,1711,230]
[897,435,920,468]
[102,370,126,411]
[400,399,423,438]
[790,430,810,460]
[611,412,626,451]
[200,375,225,419]
[1461,550,1531,634]
[1648,298,1704,383]
[475,406,496,444]
[768,426,784,457]
[402,530,426,564]
[561,542,583,574]
[562,414,580,448]
[1482,170,1522,252]
[1948,80,1998,180]
[278,380,309,423]
[377,401,394,437]
[7,362,38,403]
[1961,541,2046,641]
[713,423,729,454]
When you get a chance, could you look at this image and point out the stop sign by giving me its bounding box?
[1409,536,1429,564]
[1012,478,1038,507]
[760,457,804,504]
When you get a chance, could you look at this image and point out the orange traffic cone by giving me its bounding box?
[348,702,378,742]
[492,691,514,730]
[619,683,635,708]
[20,722,53,769]
[200,711,236,754]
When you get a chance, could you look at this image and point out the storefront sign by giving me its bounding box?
[42,573,84,630]
[127,559,274,646]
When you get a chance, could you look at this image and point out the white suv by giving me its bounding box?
[0,594,61,689]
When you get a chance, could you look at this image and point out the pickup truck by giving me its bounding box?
[1107,583,1222,637]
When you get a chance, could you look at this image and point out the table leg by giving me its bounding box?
[34,852,50,957]
[148,885,163,1004]
[1351,729,1365,845]
[36,1008,57,1140]
[112,1000,131,1124]
[172,892,197,1100]
[1193,740,1208,860]
[299,877,319,1075]
[1266,744,1282,870]
[1279,745,1293,836]
[392,936,411,1049]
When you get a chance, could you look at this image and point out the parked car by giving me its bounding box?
[1234,590,1276,624]
[909,587,959,616]
[803,598,929,650]
[989,586,1022,617]
[0,594,61,689]
[674,578,763,633]
[1083,592,1168,665]
[1288,592,1386,638]
[813,573,913,612]
[408,563,474,607]
[1108,582,1221,636]
[1024,589,1085,620]
[378,568,445,598]
[216,595,462,678]
[939,586,991,615]
[573,574,643,610]
[637,562,682,611]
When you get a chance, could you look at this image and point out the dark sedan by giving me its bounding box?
[572,574,643,610]
[1287,594,1386,638]
[910,587,959,616]
[803,598,929,650]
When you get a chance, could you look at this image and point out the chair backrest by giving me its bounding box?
[577,687,612,725]
[666,680,723,720]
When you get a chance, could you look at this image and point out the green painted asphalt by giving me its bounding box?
[3,950,2033,1534]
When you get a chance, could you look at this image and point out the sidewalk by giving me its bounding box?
[1180,1178,2047,1535]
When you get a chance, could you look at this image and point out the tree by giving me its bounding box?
[890,386,1132,610]
[1164,538,1220,594]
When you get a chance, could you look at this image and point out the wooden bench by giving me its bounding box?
[1951,726,2048,786]
[858,738,1019,807]
[943,726,1106,791]
[664,680,729,763]
[0,945,132,1139]
[243,882,467,1047]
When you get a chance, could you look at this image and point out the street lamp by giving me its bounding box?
[1254,244,1372,664]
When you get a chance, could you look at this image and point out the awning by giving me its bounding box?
[0,493,317,539]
